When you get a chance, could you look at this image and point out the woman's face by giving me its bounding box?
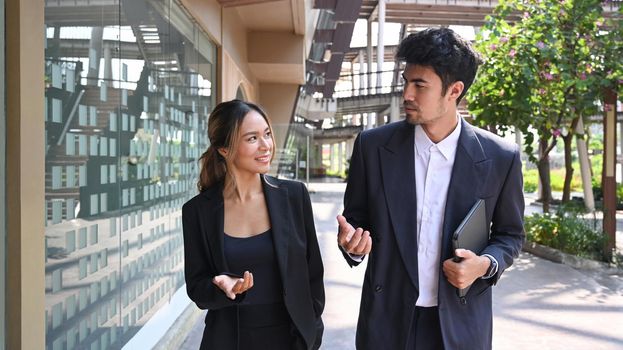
[229,110,273,176]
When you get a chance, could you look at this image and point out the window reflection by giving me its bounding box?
[44,1,214,348]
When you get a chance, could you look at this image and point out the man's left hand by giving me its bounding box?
[442,249,490,289]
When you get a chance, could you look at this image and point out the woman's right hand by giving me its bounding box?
[212,271,254,300]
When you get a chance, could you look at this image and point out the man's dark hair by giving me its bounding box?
[396,27,482,104]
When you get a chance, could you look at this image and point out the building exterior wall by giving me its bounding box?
[3,1,313,348]
[6,0,46,348]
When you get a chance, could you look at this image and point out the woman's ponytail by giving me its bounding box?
[197,145,226,192]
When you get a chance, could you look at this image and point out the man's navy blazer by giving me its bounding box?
[342,119,525,350]
[182,176,325,350]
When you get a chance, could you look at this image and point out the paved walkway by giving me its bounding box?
[180,182,623,350]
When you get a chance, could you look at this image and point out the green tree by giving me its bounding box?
[468,0,622,213]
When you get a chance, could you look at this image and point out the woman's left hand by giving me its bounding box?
[212,271,254,300]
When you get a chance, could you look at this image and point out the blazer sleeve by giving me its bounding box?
[481,145,526,284]
[341,132,370,267]
[300,182,325,349]
[182,200,246,310]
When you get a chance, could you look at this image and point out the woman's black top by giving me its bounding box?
[223,229,284,305]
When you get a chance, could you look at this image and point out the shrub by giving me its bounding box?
[523,168,538,193]
[524,203,608,262]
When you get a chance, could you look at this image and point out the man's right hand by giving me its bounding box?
[337,215,372,256]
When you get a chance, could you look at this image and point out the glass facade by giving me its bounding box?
[44,1,215,349]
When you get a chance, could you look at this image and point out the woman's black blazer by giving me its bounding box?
[182,175,325,350]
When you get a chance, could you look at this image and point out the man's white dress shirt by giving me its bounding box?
[414,119,462,307]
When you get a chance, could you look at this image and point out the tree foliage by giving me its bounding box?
[467,0,622,210]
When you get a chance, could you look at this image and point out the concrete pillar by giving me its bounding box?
[103,45,112,81]
[575,117,595,212]
[329,143,336,172]
[367,19,373,94]
[338,142,344,175]
[359,49,366,95]
[87,27,104,86]
[350,61,356,95]
[390,95,400,122]
[377,0,385,94]
[367,113,375,130]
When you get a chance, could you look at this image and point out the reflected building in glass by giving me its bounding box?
[43,1,214,348]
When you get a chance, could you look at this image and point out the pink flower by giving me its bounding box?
[580,73,587,80]
[539,88,546,95]
[544,73,554,80]
[552,129,562,137]
[536,41,545,49]
[489,44,498,51]
[500,37,509,43]
[523,12,530,19]
[605,105,612,112]
[509,49,516,57]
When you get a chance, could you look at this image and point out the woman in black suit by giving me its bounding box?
[182,99,324,350]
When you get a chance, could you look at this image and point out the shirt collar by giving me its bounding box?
[414,116,462,160]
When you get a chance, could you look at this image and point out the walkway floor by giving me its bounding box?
[180,182,623,350]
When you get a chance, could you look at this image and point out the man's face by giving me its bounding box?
[401,64,456,126]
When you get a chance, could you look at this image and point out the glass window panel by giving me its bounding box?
[100,192,107,213]
[109,138,116,157]
[65,230,76,253]
[52,269,62,293]
[109,112,117,131]
[78,258,87,280]
[79,320,87,342]
[66,68,75,93]
[66,165,75,187]
[90,194,98,215]
[66,199,75,220]
[52,98,62,123]
[52,64,62,89]
[78,135,87,156]
[79,165,86,186]
[78,227,87,249]
[100,164,108,185]
[52,166,62,189]
[89,106,97,126]
[89,136,98,156]
[100,81,107,101]
[109,164,116,183]
[100,249,108,269]
[78,105,87,126]
[99,136,107,156]
[52,200,62,224]
[66,294,76,320]
[89,225,98,245]
[65,133,75,155]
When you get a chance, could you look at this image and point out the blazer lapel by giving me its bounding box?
[198,184,229,272]
[442,120,491,259]
[262,177,290,286]
[380,121,419,290]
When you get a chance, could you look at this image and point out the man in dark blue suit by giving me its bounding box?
[337,28,525,350]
